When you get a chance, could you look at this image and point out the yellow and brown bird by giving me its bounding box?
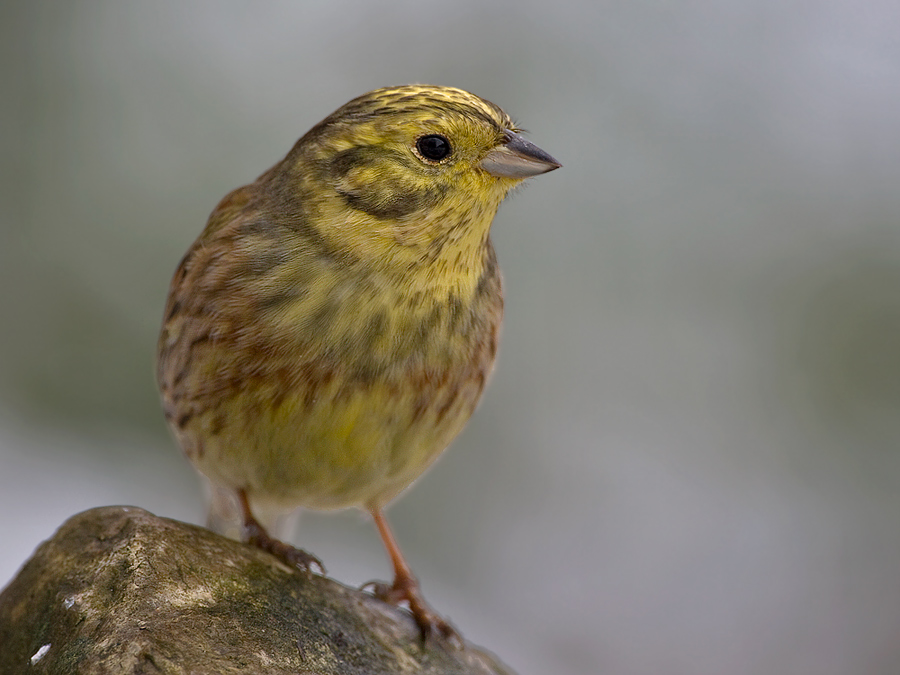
[157,84,560,637]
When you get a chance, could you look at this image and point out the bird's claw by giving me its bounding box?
[361,578,462,645]
[244,521,326,574]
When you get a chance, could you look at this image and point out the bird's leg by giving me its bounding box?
[237,489,325,574]
[366,508,460,642]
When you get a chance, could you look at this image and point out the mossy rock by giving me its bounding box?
[0,506,513,674]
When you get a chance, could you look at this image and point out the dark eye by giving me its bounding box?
[416,134,451,162]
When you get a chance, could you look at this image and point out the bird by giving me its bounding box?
[156,84,560,638]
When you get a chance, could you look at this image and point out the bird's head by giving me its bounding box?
[271,85,560,277]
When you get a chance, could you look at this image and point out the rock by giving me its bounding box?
[0,506,514,674]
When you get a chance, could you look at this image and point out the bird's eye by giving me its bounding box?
[416,134,452,162]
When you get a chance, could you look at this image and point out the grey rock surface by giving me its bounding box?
[0,506,514,674]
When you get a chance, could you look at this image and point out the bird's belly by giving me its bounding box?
[186,367,483,511]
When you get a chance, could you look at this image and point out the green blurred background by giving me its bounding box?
[2,2,900,674]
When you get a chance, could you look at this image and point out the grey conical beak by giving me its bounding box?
[480,130,562,179]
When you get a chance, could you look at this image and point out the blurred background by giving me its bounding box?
[2,2,900,673]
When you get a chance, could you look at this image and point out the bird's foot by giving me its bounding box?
[243,518,326,574]
[362,575,461,645]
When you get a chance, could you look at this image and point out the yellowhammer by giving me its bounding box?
[157,84,560,637]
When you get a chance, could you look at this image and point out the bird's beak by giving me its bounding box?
[480,130,562,179]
